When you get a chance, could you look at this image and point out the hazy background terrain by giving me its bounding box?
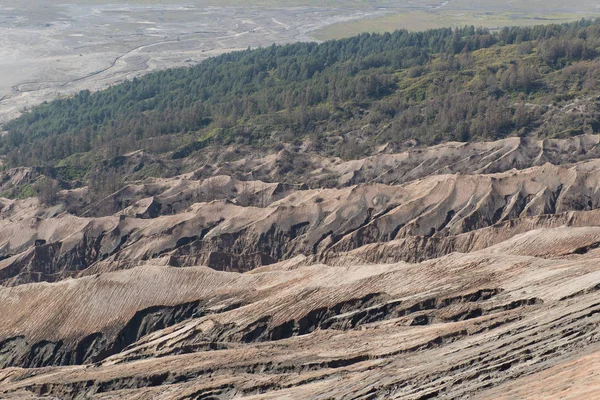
[1,0,599,125]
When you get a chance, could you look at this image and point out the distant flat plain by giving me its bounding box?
[314,0,600,39]
[1,0,599,125]
[0,0,388,124]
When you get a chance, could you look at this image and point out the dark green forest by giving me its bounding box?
[4,19,600,169]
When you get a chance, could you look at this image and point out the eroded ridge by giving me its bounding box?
[3,136,600,398]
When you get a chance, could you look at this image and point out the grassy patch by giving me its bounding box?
[314,11,599,40]
[1,183,36,200]
[56,165,88,181]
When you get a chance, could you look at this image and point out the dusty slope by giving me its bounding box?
[2,134,600,398]
[4,160,600,285]
[200,134,600,187]
[3,252,600,399]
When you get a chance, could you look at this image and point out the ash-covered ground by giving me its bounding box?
[0,1,385,125]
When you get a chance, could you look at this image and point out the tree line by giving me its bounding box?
[3,19,600,168]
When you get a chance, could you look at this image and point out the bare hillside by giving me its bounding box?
[2,135,600,398]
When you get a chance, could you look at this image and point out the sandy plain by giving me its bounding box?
[0,1,389,125]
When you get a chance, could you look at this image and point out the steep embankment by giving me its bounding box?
[2,134,600,398]
[3,138,600,285]
[2,253,600,399]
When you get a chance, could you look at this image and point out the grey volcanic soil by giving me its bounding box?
[0,1,386,125]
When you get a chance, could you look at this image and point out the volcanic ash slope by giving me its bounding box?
[3,136,600,398]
